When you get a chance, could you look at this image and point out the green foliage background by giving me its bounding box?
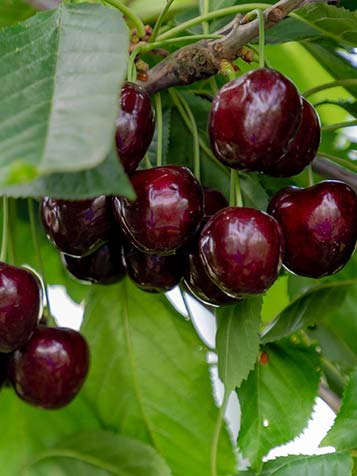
[0,0,356,475]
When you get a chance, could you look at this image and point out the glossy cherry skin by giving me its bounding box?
[199,207,283,297]
[113,166,204,255]
[9,326,90,409]
[41,196,114,257]
[184,247,236,306]
[203,188,228,218]
[124,244,185,293]
[209,68,302,172]
[268,181,357,278]
[0,263,42,353]
[115,82,155,174]
[264,98,321,177]
[62,241,126,285]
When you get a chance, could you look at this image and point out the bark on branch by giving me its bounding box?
[139,0,329,95]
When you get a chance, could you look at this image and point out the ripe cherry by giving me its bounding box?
[115,82,155,174]
[9,326,89,409]
[268,181,357,278]
[264,98,321,177]
[0,263,42,353]
[41,196,114,257]
[62,241,126,285]
[113,166,204,255]
[199,207,283,297]
[184,248,236,306]
[124,244,184,293]
[209,68,302,172]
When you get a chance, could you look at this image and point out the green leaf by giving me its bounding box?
[263,17,323,44]
[0,149,134,200]
[0,0,35,27]
[260,280,355,344]
[257,452,353,476]
[81,279,236,476]
[308,288,357,372]
[304,42,357,98]
[295,4,357,46]
[237,341,321,469]
[0,3,128,181]
[322,370,357,450]
[316,100,357,118]
[23,430,171,476]
[216,298,262,392]
[0,389,99,476]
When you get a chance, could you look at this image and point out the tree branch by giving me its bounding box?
[139,0,328,95]
[319,383,341,414]
[312,157,357,193]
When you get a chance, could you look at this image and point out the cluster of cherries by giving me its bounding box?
[1,67,356,411]
[0,263,89,409]
[41,68,357,308]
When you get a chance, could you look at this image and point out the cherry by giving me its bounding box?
[199,207,283,297]
[263,98,321,177]
[113,165,204,255]
[208,68,302,172]
[203,187,228,218]
[0,263,42,353]
[115,82,155,174]
[268,181,357,278]
[41,196,114,257]
[124,244,184,293]
[62,241,126,285]
[184,248,236,306]
[9,326,89,409]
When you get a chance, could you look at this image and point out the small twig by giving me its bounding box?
[139,0,328,95]
[312,157,357,193]
[319,383,341,413]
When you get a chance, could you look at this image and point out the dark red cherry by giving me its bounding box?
[62,241,126,285]
[268,181,357,278]
[184,248,236,306]
[9,326,89,409]
[124,244,184,293]
[41,196,114,257]
[0,263,42,353]
[115,82,155,174]
[199,207,283,297]
[209,68,302,171]
[264,98,321,177]
[203,188,228,218]
[113,166,204,255]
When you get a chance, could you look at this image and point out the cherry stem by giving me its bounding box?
[154,93,164,167]
[230,170,243,207]
[104,0,145,38]
[150,0,175,42]
[303,79,357,98]
[321,120,357,132]
[307,165,314,187]
[201,0,210,35]
[144,153,152,169]
[146,34,224,51]
[211,390,230,476]
[157,3,270,41]
[127,44,143,82]
[169,89,201,181]
[220,60,237,82]
[0,197,9,263]
[247,9,265,68]
[27,199,53,323]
